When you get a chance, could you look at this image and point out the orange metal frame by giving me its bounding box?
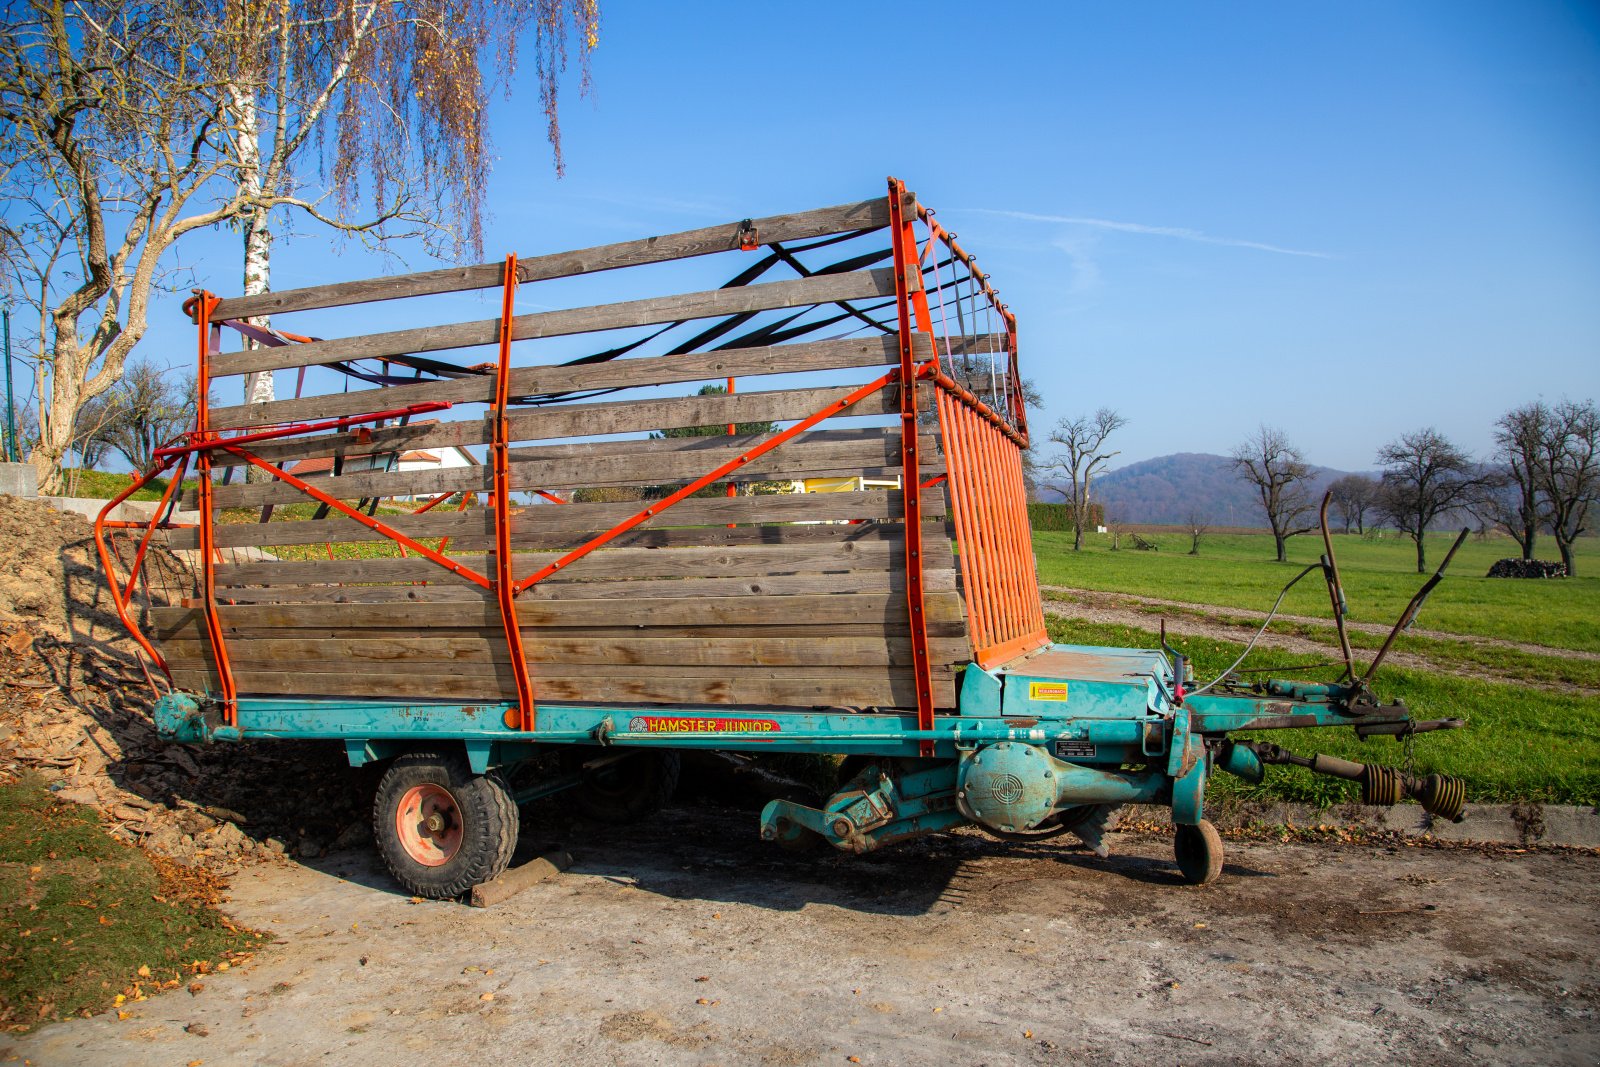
[132,179,1046,725]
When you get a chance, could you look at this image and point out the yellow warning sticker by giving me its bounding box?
[1028,681,1068,702]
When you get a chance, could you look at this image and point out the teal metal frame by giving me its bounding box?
[154,641,1418,850]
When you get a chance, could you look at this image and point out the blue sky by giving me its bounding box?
[133,0,1600,474]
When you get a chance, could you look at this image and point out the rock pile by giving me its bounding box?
[1486,558,1567,579]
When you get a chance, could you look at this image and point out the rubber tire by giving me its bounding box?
[373,751,518,900]
[563,750,681,825]
[1174,819,1224,885]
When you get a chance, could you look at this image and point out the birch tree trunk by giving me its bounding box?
[230,81,276,482]
[233,82,274,409]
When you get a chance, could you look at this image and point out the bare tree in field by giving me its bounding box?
[97,361,197,473]
[1042,408,1127,551]
[1376,428,1478,573]
[1476,402,1552,560]
[1230,426,1316,562]
[1534,399,1599,578]
[1185,508,1209,556]
[1328,473,1378,534]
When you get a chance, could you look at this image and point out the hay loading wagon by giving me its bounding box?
[97,178,1466,898]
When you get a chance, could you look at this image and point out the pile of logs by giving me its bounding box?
[1486,558,1567,579]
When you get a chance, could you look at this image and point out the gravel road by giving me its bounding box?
[9,806,1597,1066]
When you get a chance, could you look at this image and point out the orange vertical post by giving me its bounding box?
[491,256,537,729]
[888,178,936,752]
[190,293,237,721]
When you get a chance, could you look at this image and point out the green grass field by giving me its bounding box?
[0,774,255,1032]
[1045,616,1600,807]
[53,468,189,502]
[1034,528,1600,652]
[1035,526,1600,806]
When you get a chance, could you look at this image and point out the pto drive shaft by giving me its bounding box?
[1244,742,1467,822]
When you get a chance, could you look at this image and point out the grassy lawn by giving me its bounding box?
[1034,528,1600,653]
[1056,594,1600,693]
[1046,617,1600,808]
[53,468,196,502]
[0,775,257,1032]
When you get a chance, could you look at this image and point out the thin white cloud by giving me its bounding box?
[973,209,1332,259]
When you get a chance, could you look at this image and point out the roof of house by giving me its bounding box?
[286,449,442,477]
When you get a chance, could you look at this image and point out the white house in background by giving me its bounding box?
[286,437,478,502]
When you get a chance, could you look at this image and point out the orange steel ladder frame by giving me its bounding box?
[176,188,1042,727]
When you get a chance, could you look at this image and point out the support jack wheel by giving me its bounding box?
[1174,819,1224,885]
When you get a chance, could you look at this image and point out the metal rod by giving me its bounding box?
[1359,527,1471,686]
[2,308,18,462]
[1317,491,1356,681]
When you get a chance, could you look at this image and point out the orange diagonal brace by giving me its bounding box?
[221,446,492,589]
[512,370,898,594]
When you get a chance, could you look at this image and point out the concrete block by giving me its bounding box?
[0,462,38,498]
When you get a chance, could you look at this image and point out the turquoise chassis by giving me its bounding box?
[155,641,1466,890]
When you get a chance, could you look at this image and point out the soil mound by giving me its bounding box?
[0,495,366,876]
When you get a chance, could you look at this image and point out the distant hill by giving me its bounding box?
[1039,452,1370,527]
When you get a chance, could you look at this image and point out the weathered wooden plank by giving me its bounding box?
[211,199,892,321]
[215,535,953,586]
[190,428,938,510]
[209,567,958,604]
[208,269,897,377]
[213,381,906,468]
[171,497,948,552]
[167,666,957,709]
[149,590,968,633]
[162,633,972,670]
[444,519,953,555]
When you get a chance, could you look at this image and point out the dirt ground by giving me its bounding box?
[5,806,1597,1067]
